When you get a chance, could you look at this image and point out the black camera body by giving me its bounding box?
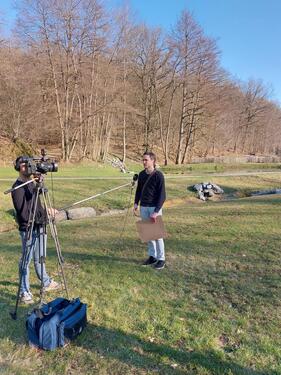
[15,152,58,175]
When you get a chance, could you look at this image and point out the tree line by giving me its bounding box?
[0,0,280,164]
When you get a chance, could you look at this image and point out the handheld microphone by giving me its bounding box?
[131,173,138,187]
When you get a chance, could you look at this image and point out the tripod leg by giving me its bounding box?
[10,189,40,320]
[10,251,26,320]
[37,226,47,306]
[10,230,34,319]
[42,191,69,299]
[49,218,69,299]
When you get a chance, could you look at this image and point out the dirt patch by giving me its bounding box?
[164,197,197,208]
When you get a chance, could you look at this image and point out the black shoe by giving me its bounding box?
[154,260,165,270]
[142,256,157,266]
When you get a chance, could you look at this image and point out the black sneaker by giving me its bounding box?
[154,260,165,270]
[142,256,157,266]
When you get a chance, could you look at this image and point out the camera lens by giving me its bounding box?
[50,162,58,173]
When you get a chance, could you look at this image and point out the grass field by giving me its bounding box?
[0,160,280,178]
[1,162,281,232]
[0,164,281,374]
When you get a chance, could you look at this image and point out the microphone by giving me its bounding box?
[131,173,138,187]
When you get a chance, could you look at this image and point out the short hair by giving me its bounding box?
[143,151,156,166]
[14,155,28,171]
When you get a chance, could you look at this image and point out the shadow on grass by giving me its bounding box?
[0,301,276,374]
[215,195,281,206]
[0,288,33,344]
[6,208,16,218]
[0,239,279,374]
[63,251,141,266]
[77,323,276,375]
[0,280,20,287]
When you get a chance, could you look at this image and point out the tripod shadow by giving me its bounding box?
[76,323,272,375]
[6,208,16,218]
[0,287,32,344]
[0,280,19,287]
[61,250,141,266]
[54,234,144,266]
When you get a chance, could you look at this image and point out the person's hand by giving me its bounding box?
[48,208,59,217]
[133,204,138,216]
[34,173,44,183]
[150,212,158,223]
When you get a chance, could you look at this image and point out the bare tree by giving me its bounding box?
[131,25,170,151]
[15,0,109,161]
[0,3,279,163]
[111,4,136,163]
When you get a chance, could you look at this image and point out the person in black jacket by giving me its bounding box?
[12,156,59,304]
[134,152,166,269]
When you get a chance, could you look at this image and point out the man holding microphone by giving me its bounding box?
[134,152,166,270]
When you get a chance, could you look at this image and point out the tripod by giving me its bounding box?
[7,175,69,320]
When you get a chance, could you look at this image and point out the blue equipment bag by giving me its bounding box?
[26,297,87,350]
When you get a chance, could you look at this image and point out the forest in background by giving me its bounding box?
[0,0,281,164]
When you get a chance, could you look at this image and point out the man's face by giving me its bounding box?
[143,155,154,170]
[19,163,31,177]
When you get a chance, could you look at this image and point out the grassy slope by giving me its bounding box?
[0,164,281,374]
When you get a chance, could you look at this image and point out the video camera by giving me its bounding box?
[15,149,58,175]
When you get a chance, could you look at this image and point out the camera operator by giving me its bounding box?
[12,156,59,304]
[134,151,166,270]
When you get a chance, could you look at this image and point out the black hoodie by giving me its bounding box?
[134,169,166,213]
[11,179,47,231]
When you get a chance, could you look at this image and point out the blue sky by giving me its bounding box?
[1,0,281,104]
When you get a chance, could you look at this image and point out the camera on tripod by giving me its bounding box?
[14,149,58,175]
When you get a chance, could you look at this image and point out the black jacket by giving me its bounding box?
[11,179,47,231]
[134,169,166,213]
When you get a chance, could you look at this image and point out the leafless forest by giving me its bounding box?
[0,0,280,164]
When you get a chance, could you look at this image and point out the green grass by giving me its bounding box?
[0,196,281,374]
[1,161,280,179]
[161,162,281,174]
[0,163,136,179]
[1,171,281,232]
[0,164,281,374]
[1,163,281,232]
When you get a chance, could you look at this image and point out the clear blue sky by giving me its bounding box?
[1,0,281,104]
[113,0,281,105]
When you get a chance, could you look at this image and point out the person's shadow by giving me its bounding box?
[0,285,276,374]
[0,233,277,374]
[75,323,274,375]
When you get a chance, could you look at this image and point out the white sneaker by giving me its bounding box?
[20,292,34,304]
[44,280,60,292]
